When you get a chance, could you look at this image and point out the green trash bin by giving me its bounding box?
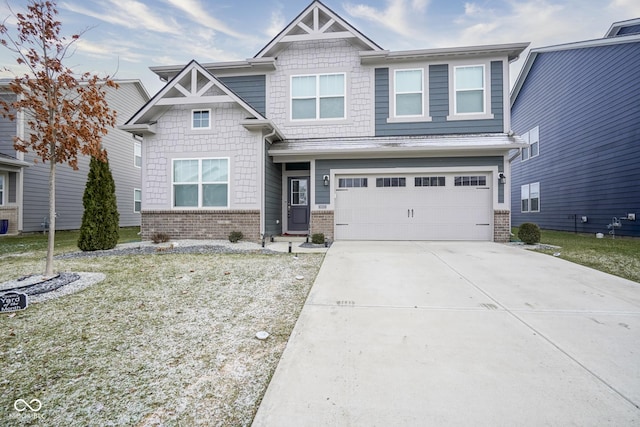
[0,219,8,234]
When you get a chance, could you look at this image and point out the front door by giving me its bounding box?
[287,177,310,233]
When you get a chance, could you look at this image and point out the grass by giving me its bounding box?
[0,231,324,426]
[513,227,640,283]
[0,227,142,257]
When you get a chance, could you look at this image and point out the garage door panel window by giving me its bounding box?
[338,178,368,188]
[521,182,540,213]
[415,176,445,187]
[376,177,406,187]
[454,176,487,187]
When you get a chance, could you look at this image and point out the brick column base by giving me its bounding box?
[494,210,511,242]
[310,210,334,241]
[141,210,261,242]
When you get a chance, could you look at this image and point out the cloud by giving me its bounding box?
[607,0,640,16]
[344,0,426,38]
[61,0,181,35]
[266,8,286,38]
[163,0,257,41]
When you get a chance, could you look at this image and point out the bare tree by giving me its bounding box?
[0,0,118,275]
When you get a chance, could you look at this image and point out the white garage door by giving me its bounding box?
[334,173,492,241]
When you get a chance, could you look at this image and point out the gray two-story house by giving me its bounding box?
[510,18,640,237]
[0,80,149,234]
[121,1,528,242]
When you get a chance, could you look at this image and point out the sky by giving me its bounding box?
[1,0,638,96]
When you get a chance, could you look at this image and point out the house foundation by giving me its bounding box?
[141,210,261,242]
[310,210,334,241]
[494,210,511,242]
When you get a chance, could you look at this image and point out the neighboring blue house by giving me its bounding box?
[122,0,528,242]
[510,18,640,237]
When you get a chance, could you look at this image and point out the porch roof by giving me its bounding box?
[0,153,30,169]
[268,133,527,160]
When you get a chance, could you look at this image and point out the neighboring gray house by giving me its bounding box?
[510,18,640,237]
[121,1,528,242]
[0,80,149,234]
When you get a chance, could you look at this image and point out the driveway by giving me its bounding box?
[252,241,640,426]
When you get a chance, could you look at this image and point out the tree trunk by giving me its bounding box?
[45,148,56,276]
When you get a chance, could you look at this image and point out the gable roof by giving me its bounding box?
[511,19,640,107]
[121,60,266,136]
[254,0,382,58]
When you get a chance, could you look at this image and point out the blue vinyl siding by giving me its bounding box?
[0,94,17,156]
[375,62,504,136]
[511,42,640,237]
[315,156,504,204]
[219,75,266,116]
[264,141,282,237]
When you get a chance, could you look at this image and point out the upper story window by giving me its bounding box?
[291,73,345,120]
[173,158,228,208]
[521,126,540,161]
[134,141,142,168]
[454,65,485,114]
[447,63,493,121]
[395,69,423,116]
[192,109,211,129]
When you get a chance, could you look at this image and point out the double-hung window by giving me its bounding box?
[454,65,485,114]
[521,126,540,161]
[521,182,540,213]
[134,189,141,213]
[291,73,345,120]
[134,141,142,168]
[395,69,423,116]
[173,158,228,208]
[192,109,211,129]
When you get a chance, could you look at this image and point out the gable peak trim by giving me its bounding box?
[255,0,382,58]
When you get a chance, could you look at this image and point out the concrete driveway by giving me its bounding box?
[253,241,640,426]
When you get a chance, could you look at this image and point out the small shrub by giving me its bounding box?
[151,232,170,244]
[518,223,541,244]
[311,233,325,244]
[229,231,243,243]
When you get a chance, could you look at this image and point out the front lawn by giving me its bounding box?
[513,228,640,283]
[1,233,324,426]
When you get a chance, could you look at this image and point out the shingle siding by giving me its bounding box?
[511,42,640,237]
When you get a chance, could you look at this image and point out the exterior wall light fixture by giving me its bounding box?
[323,175,330,186]
[499,173,506,184]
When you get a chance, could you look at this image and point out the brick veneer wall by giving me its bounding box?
[311,211,334,241]
[494,210,511,242]
[0,206,19,235]
[141,210,261,242]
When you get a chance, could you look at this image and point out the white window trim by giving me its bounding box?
[521,182,540,213]
[171,157,230,209]
[289,72,347,122]
[191,109,211,130]
[134,188,141,213]
[447,62,494,121]
[521,126,540,161]
[134,141,142,168]
[0,174,5,206]
[388,68,431,123]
